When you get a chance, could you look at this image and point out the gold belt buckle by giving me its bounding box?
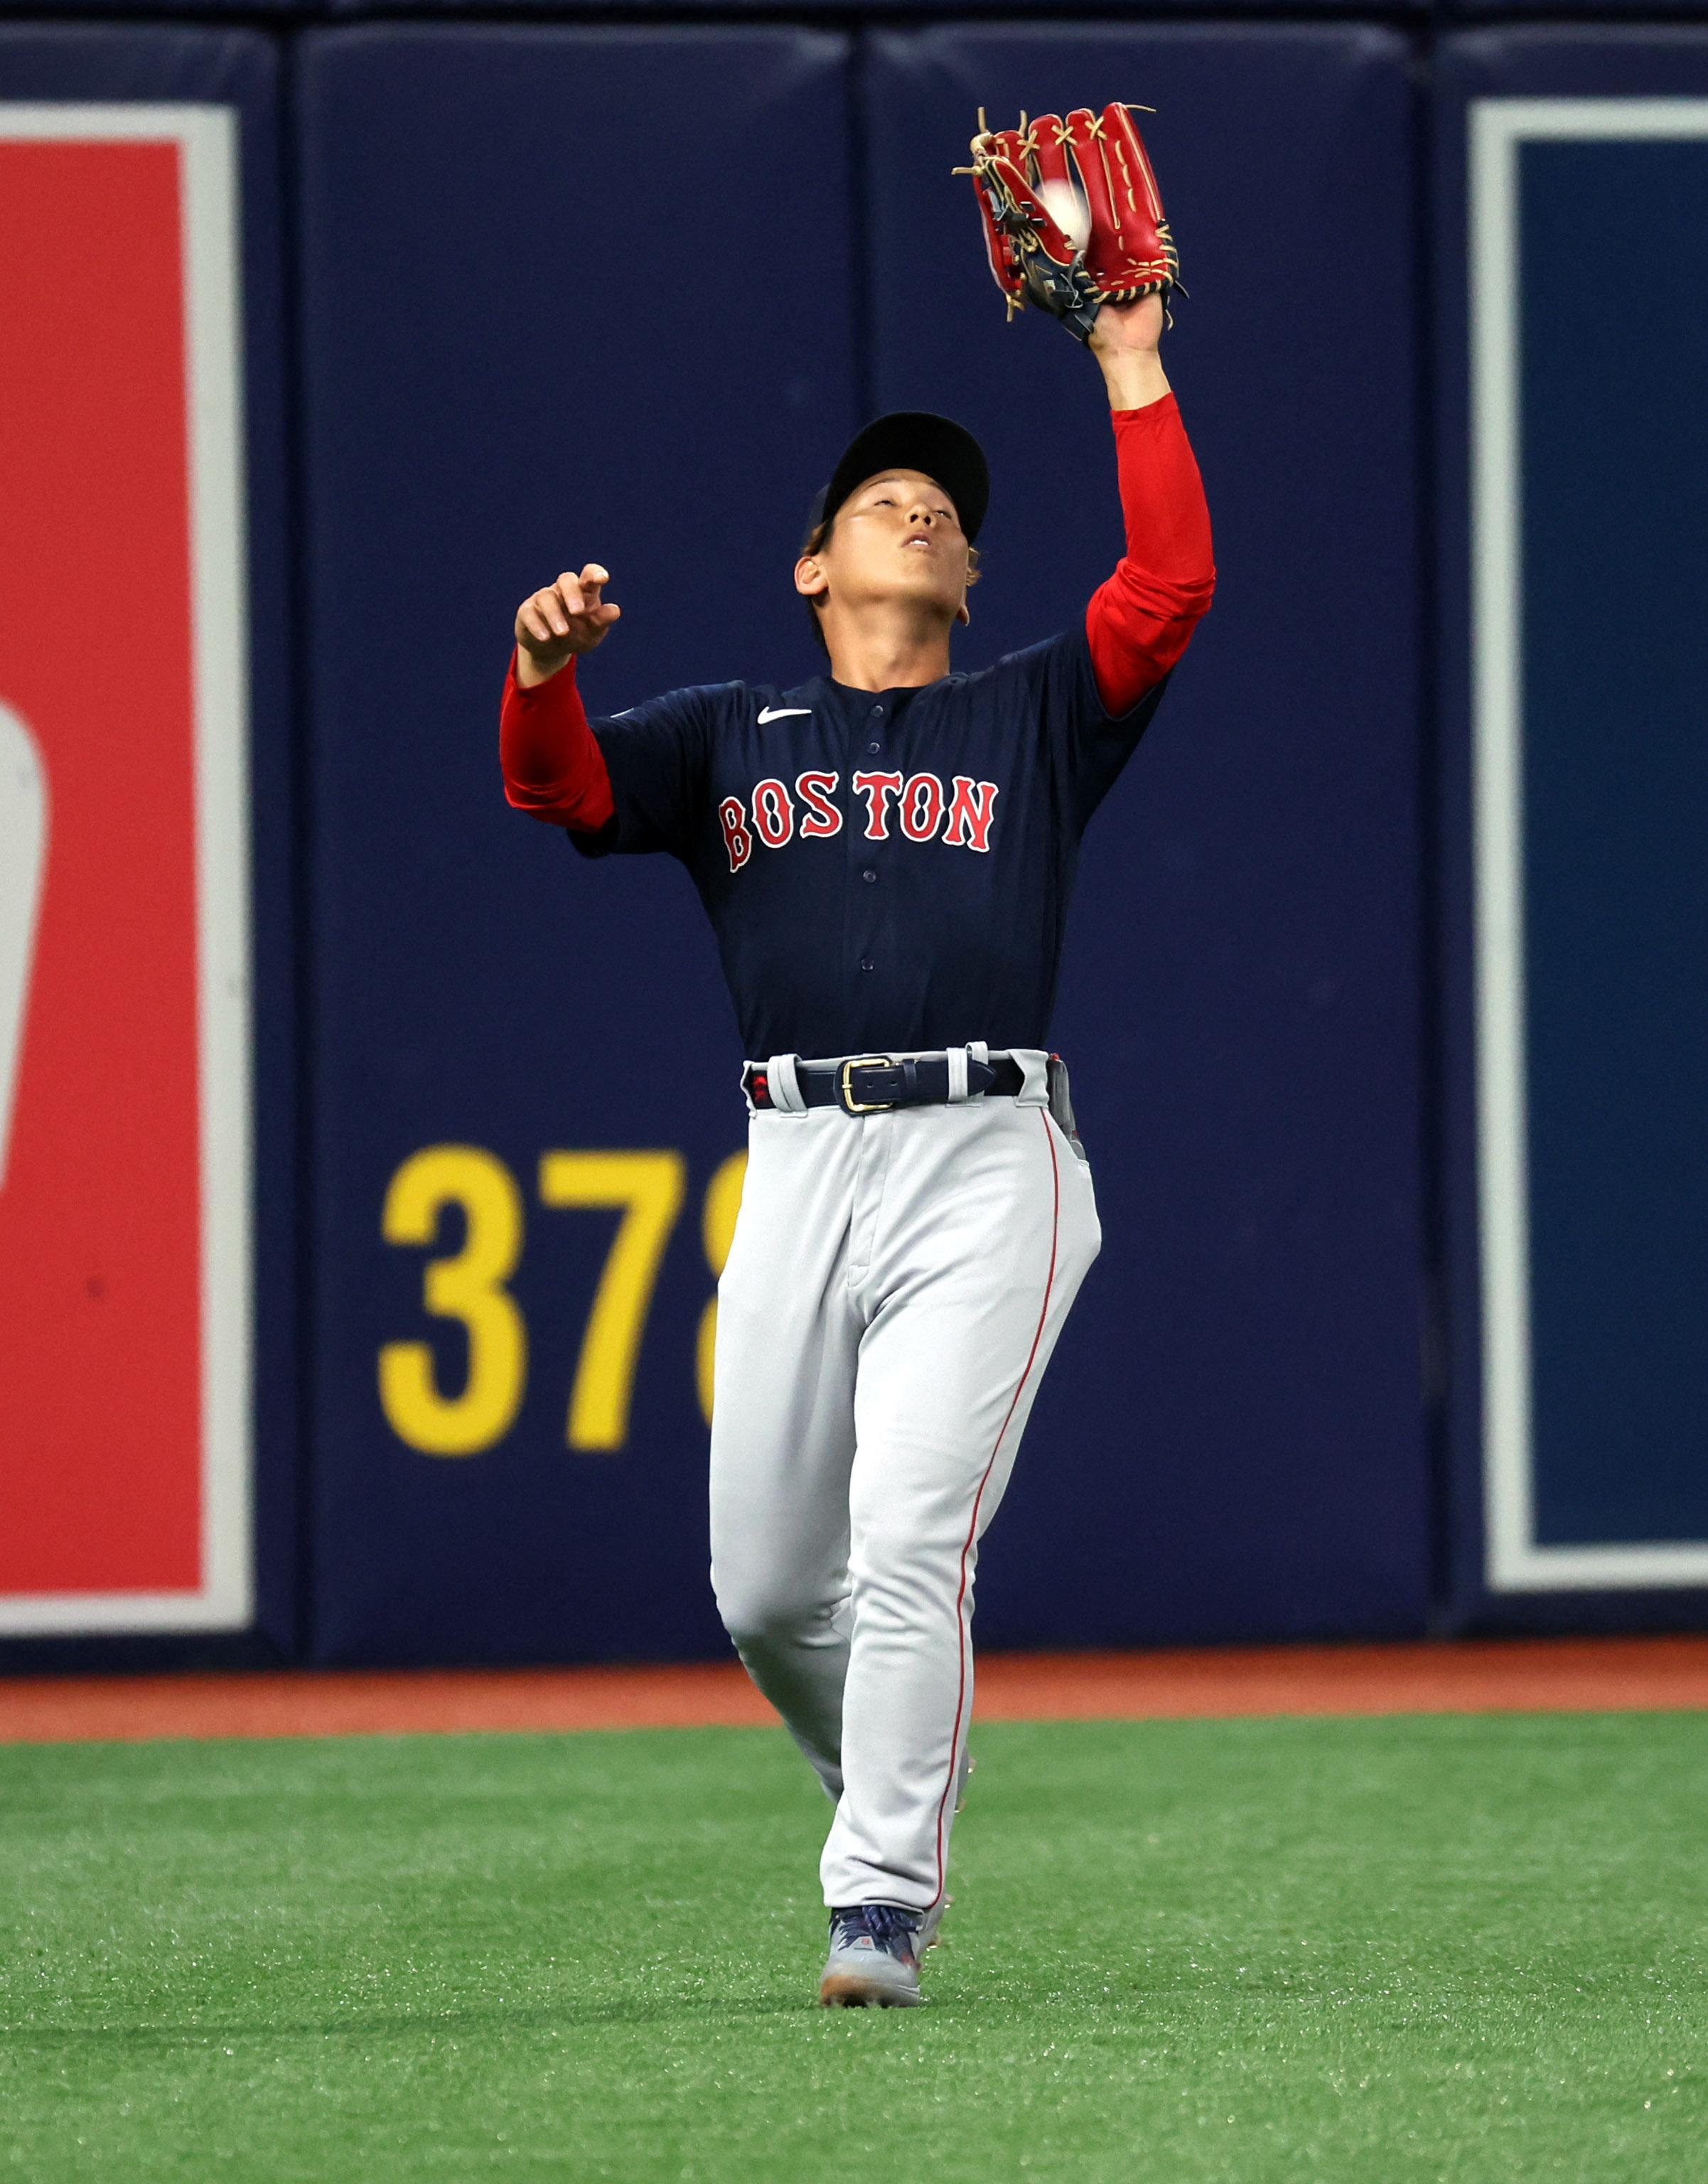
[838,1055,896,1115]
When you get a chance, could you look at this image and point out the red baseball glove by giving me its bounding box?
[960,103,1178,343]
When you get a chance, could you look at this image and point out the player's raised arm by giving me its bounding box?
[1083,299,1215,714]
[958,102,1213,711]
[514,562,621,687]
[501,562,618,830]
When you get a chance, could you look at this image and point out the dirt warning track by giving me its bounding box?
[1,1636,1704,1745]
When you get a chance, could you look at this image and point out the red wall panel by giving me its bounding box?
[0,140,203,1592]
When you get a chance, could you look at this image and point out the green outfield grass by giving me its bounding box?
[0,1710,1703,2181]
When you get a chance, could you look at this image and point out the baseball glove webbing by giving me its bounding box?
[958,102,1179,343]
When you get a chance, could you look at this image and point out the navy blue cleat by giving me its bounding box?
[819,1904,925,2008]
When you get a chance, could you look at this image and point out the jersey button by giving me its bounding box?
[870,705,883,717]
[861,869,877,883]
[867,740,881,753]
[859,958,875,973]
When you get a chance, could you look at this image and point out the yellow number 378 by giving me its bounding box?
[378,1143,743,1458]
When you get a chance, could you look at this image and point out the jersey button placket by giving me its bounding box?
[847,713,897,1288]
[852,705,886,988]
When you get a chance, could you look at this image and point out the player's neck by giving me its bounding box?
[820,605,954,694]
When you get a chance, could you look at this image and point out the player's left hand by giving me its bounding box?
[1088,292,1165,360]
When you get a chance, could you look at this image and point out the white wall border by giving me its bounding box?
[0,107,254,1634]
[1471,97,1708,1592]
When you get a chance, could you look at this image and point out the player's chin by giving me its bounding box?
[889,563,960,608]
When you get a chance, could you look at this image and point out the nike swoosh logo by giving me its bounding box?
[757,706,812,724]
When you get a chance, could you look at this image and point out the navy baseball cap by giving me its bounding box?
[805,412,991,548]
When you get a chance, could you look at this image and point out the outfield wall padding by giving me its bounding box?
[3,14,1704,1668]
[0,26,300,1661]
[1434,28,1708,1632]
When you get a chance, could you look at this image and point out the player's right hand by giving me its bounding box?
[514,564,621,684]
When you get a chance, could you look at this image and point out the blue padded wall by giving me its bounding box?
[297,26,858,1664]
[1435,30,1708,1632]
[865,27,1429,1646]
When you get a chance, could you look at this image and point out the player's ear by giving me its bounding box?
[795,555,829,601]
[956,545,979,624]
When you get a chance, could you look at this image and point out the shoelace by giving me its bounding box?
[829,1903,920,1956]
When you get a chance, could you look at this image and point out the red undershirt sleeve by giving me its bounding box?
[498,651,616,833]
[1085,392,1216,717]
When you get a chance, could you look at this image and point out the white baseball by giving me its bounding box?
[1036,179,1090,255]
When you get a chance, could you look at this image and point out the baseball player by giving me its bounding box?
[500,106,1213,2006]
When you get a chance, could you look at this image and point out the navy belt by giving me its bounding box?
[747,1053,1026,1117]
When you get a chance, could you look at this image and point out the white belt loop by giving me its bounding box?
[945,1046,970,1103]
[765,1053,807,1115]
[1010,1049,1049,1106]
[967,1039,989,1068]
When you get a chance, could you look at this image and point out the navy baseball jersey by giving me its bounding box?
[573,626,1169,1061]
